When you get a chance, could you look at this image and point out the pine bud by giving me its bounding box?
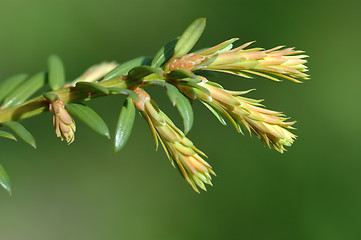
[168,40,308,83]
[49,99,76,144]
[179,81,296,153]
[133,87,215,192]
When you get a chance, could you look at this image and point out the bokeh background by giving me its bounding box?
[0,0,360,239]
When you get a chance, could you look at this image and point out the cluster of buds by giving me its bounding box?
[132,87,215,192]
[165,39,308,153]
[177,77,296,153]
[48,98,76,144]
[41,39,306,191]
[168,39,308,83]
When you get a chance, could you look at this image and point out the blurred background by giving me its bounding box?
[0,0,360,239]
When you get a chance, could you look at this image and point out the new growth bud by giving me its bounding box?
[48,99,76,144]
[133,87,215,192]
[179,79,296,153]
[168,40,308,83]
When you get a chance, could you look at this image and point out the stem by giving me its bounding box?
[0,78,137,123]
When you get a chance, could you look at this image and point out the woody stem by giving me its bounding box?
[0,78,137,123]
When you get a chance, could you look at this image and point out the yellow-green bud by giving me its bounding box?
[49,100,76,144]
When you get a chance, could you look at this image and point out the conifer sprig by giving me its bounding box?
[0,18,309,194]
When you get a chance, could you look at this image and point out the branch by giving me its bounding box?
[0,18,309,194]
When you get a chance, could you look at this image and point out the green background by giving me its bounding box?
[0,0,360,239]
